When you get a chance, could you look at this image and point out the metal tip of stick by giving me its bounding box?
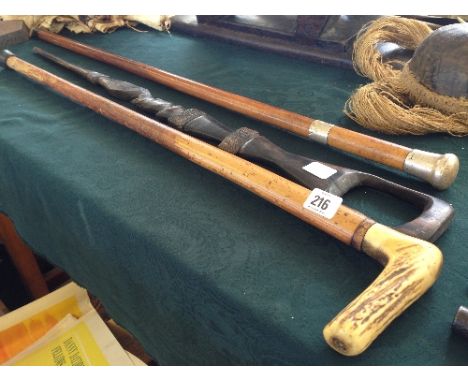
[0,49,14,67]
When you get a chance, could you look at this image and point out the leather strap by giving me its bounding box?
[218,127,260,154]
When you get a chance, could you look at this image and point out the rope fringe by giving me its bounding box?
[346,16,468,135]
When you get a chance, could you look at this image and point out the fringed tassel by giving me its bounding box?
[346,16,468,135]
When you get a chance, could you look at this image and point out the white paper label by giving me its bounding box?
[302,162,337,179]
[303,188,342,219]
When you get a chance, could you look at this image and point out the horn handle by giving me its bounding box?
[324,223,443,356]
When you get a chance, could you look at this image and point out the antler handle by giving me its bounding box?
[324,223,443,356]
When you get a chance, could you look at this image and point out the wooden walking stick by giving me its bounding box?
[32,46,454,243]
[0,49,444,356]
[35,29,459,190]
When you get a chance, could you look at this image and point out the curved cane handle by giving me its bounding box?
[323,223,443,356]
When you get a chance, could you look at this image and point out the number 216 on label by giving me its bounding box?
[303,188,343,219]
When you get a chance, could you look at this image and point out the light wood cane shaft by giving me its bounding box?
[327,126,410,170]
[4,54,443,356]
[5,55,368,246]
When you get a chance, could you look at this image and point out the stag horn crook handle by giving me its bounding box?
[32,47,454,242]
[326,223,443,356]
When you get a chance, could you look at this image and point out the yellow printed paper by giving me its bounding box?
[6,312,125,365]
[0,282,91,363]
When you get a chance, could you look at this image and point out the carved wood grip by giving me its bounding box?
[324,223,443,356]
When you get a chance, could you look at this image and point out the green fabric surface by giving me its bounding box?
[0,29,467,365]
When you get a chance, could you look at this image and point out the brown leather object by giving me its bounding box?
[0,21,29,50]
[409,23,468,98]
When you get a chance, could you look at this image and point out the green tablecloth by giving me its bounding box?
[0,29,467,365]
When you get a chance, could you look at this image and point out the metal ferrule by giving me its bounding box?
[307,120,334,145]
[403,149,460,190]
[0,49,15,67]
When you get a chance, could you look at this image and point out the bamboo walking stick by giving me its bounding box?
[0,50,443,356]
[35,29,459,190]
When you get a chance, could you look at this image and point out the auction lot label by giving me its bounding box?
[303,188,342,219]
